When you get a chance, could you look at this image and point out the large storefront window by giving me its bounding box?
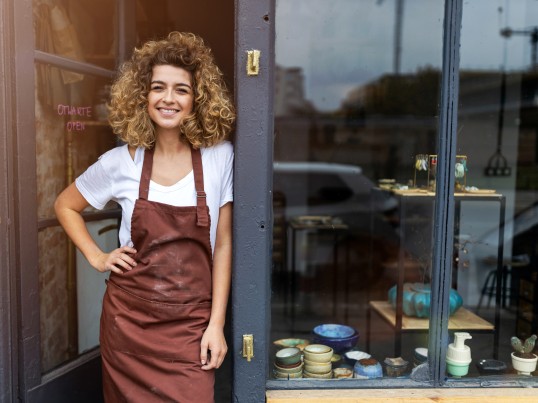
[271,0,445,382]
[271,0,538,386]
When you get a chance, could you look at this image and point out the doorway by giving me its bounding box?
[13,1,235,401]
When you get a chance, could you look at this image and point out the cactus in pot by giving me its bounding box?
[510,334,537,375]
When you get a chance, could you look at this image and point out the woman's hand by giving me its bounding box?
[200,324,228,370]
[92,246,137,274]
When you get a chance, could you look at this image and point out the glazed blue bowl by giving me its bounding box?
[354,358,383,379]
[312,324,359,354]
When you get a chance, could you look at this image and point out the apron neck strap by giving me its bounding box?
[191,147,209,227]
[139,148,153,200]
[139,146,209,227]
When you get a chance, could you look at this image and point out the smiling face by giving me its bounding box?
[147,64,194,136]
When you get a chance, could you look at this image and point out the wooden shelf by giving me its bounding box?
[369,300,494,331]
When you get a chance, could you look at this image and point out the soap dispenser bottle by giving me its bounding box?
[446,332,472,377]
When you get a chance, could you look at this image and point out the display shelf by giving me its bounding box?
[369,300,494,331]
[369,188,505,357]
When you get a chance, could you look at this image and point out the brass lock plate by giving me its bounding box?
[242,334,254,362]
[246,50,260,76]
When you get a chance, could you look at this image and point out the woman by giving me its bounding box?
[54,32,235,402]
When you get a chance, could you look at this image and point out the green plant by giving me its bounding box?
[511,335,537,358]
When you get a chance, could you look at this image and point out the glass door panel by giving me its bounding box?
[35,63,118,373]
[271,0,444,383]
[34,0,118,69]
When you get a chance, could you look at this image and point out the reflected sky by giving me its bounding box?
[276,0,538,111]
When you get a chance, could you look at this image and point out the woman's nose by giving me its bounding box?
[163,89,174,102]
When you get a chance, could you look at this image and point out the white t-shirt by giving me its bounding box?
[76,141,233,254]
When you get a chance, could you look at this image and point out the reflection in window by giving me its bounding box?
[272,0,444,382]
[33,0,117,69]
[270,0,538,384]
[35,65,117,372]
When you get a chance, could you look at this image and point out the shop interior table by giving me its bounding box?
[368,188,505,358]
[287,218,349,332]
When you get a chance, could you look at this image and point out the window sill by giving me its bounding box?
[266,388,538,402]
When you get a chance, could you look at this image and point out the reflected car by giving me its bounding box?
[273,161,397,234]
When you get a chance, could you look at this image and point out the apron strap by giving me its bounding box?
[139,148,154,200]
[191,147,209,227]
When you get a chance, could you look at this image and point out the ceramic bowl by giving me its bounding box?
[313,324,356,339]
[344,349,371,366]
[384,357,409,377]
[476,359,507,375]
[312,324,359,354]
[276,360,303,369]
[303,369,332,379]
[303,360,332,374]
[354,358,383,379]
[333,367,353,379]
[273,369,303,379]
[413,347,428,367]
[303,344,334,363]
[331,353,343,367]
[275,347,302,366]
[274,361,303,374]
[273,338,310,351]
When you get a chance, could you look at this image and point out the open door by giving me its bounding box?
[9,0,234,401]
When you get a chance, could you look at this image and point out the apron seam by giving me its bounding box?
[107,279,212,306]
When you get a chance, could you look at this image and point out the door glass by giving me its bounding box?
[34,0,118,69]
[35,62,118,372]
[272,0,444,382]
[456,0,538,378]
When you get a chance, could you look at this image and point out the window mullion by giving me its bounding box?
[428,0,463,387]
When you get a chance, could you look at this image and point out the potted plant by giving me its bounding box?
[510,334,538,375]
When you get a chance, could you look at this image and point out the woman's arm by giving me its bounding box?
[200,202,232,370]
[54,182,137,274]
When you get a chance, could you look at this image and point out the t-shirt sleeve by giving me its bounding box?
[75,154,114,210]
[220,142,234,207]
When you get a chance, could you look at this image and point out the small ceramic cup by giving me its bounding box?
[354,358,383,379]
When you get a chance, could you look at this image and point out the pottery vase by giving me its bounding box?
[388,283,463,318]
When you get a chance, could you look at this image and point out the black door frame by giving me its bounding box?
[232,0,274,402]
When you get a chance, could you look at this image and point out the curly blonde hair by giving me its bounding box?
[108,32,235,149]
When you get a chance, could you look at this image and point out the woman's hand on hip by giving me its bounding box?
[92,246,137,274]
[200,324,228,370]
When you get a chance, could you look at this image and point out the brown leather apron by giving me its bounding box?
[100,147,214,403]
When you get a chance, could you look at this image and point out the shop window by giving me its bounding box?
[270,0,538,387]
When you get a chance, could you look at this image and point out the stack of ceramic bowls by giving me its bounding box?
[274,347,303,379]
[312,324,359,354]
[303,344,333,379]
